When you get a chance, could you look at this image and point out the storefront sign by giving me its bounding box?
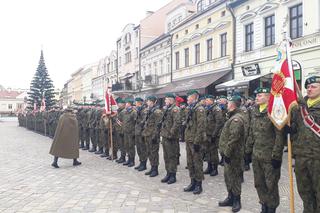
[241,64,260,76]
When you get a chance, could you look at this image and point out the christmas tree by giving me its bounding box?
[27,50,56,110]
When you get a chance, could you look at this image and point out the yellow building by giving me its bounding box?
[158,0,234,96]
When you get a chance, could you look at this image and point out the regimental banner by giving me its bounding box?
[104,85,118,114]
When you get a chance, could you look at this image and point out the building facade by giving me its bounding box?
[0,89,28,114]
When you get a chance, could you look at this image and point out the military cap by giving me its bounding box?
[205,94,214,99]
[254,87,270,94]
[146,95,157,102]
[116,97,125,104]
[165,93,176,99]
[219,95,227,100]
[228,95,242,106]
[305,76,320,89]
[135,97,144,102]
[125,98,134,104]
[187,90,200,96]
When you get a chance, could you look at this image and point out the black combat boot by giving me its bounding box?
[232,195,241,212]
[73,159,82,166]
[116,156,125,163]
[82,143,89,150]
[261,203,268,213]
[204,162,213,175]
[193,181,203,194]
[267,207,276,213]
[210,164,218,176]
[218,191,233,207]
[89,146,96,153]
[100,150,109,158]
[240,172,244,183]
[145,166,153,175]
[161,172,170,183]
[184,179,196,192]
[134,162,142,170]
[167,173,176,184]
[95,147,103,155]
[79,141,84,149]
[51,156,59,168]
[138,161,147,171]
[244,163,251,171]
[219,155,224,166]
[128,158,135,167]
[149,166,158,177]
[123,157,130,166]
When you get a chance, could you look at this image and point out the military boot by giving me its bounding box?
[193,181,202,194]
[51,156,59,168]
[232,195,241,212]
[82,143,89,150]
[219,156,224,166]
[218,191,233,207]
[204,162,213,175]
[100,150,109,158]
[167,173,176,184]
[116,156,125,163]
[127,158,135,167]
[145,167,153,175]
[261,203,268,213]
[95,147,103,155]
[267,207,276,213]
[79,141,84,149]
[73,159,82,166]
[149,166,158,177]
[210,164,218,176]
[138,161,147,171]
[183,179,196,192]
[161,173,170,183]
[244,163,250,171]
[134,162,142,170]
[123,158,130,166]
[89,146,96,152]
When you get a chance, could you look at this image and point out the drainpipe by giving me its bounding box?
[227,3,236,80]
[170,34,173,83]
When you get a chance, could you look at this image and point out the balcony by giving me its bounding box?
[111,82,135,93]
[144,75,159,86]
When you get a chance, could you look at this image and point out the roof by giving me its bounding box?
[229,0,249,8]
[141,33,171,51]
[0,90,23,99]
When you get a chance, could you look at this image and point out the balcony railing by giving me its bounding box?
[112,82,134,92]
[144,75,159,86]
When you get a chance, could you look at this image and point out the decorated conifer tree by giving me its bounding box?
[27,50,56,110]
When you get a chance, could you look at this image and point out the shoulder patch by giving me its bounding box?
[233,118,239,122]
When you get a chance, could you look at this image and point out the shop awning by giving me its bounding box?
[215,75,261,91]
[156,70,230,96]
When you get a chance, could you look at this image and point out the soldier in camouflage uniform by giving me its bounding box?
[245,88,284,213]
[83,105,92,150]
[204,95,224,177]
[48,109,56,138]
[160,93,181,184]
[183,90,206,195]
[94,105,104,155]
[288,76,320,213]
[244,96,255,171]
[89,106,98,152]
[122,98,137,167]
[99,110,110,158]
[78,105,87,149]
[142,96,162,177]
[114,98,126,163]
[179,102,187,143]
[218,95,245,212]
[134,98,147,171]
[217,95,228,166]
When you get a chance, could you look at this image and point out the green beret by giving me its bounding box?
[187,90,200,96]
[146,95,157,102]
[135,97,144,102]
[254,87,270,94]
[219,95,227,99]
[206,94,214,99]
[199,96,205,101]
[228,95,242,106]
[305,76,320,89]
[125,98,134,104]
[116,97,125,104]
[165,93,176,99]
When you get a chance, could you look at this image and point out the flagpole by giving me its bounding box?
[109,117,113,160]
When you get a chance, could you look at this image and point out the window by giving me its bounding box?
[290,4,303,39]
[154,62,158,74]
[136,47,139,59]
[197,0,204,12]
[175,34,179,39]
[195,24,199,29]
[220,33,227,57]
[185,29,188,34]
[8,104,12,110]
[125,52,131,63]
[265,15,275,46]
[208,18,212,24]
[245,23,254,52]
[195,43,200,64]
[160,60,164,74]
[184,48,189,67]
[207,39,213,61]
[221,11,226,17]
[175,51,180,70]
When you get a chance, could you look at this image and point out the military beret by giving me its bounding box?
[219,95,227,99]
[254,87,270,94]
[116,97,125,104]
[228,95,242,106]
[146,95,157,102]
[305,76,320,89]
[187,90,200,96]
[165,93,176,99]
[199,96,205,101]
[125,98,134,104]
[135,97,144,102]
[206,94,214,99]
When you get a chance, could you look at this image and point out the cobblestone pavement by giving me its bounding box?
[0,117,303,213]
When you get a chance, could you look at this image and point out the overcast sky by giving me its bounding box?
[0,0,171,90]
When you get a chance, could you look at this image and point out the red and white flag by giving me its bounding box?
[40,98,46,111]
[268,40,298,129]
[104,85,118,114]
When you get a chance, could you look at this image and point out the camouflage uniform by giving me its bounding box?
[114,107,125,162]
[94,109,103,154]
[98,114,109,157]
[291,99,320,213]
[89,108,97,152]
[204,104,224,176]
[122,106,137,166]
[246,106,284,211]
[160,104,181,183]
[142,106,162,176]
[134,106,147,170]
